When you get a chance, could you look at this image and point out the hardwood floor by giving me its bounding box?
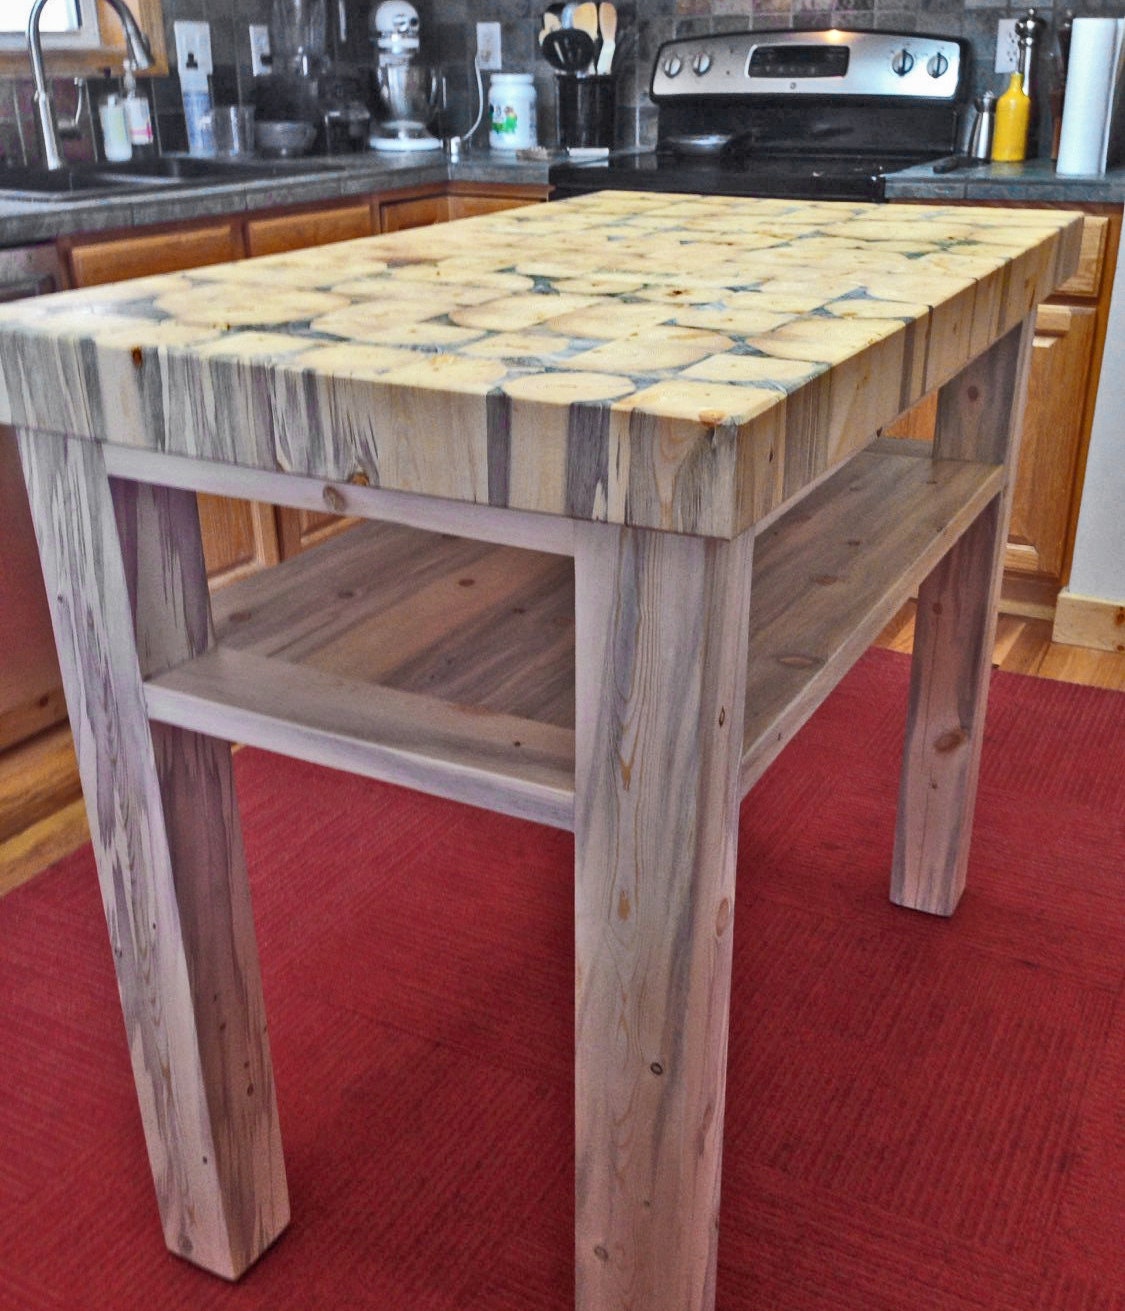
[2,603,1123,900]
[877,602,1125,691]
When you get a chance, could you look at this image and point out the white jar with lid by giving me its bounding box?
[488,73,537,151]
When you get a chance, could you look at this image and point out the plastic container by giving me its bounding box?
[98,94,132,163]
[488,73,537,151]
[991,71,1030,162]
[122,61,155,159]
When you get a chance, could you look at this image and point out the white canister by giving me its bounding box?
[489,73,537,151]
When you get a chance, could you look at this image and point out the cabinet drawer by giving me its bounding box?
[67,222,243,287]
[1054,216,1109,299]
[245,203,374,258]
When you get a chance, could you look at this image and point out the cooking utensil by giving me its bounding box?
[596,1,617,74]
[571,1,600,72]
[665,132,731,156]
[541,28,596,74]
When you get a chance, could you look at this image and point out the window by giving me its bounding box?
[0,0,167,72]
[0,0,103,46]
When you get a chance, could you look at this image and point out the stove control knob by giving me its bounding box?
[927,51,950,78]
[890,49,915,76]
[662,52,684,78]
[691,51,713,76]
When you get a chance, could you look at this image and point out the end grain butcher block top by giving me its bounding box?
[0,192,1082,538]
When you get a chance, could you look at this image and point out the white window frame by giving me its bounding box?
[0,0,104,51]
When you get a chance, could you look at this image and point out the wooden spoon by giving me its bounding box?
[596,1,617,74]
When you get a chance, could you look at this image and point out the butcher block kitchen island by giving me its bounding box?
[0,192,1081,1308]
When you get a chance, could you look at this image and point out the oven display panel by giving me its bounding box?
[748,46,850,79]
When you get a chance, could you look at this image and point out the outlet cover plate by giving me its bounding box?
[477,22,502,72]
[995,18,1019,74]
[249,24,271,77]
[174,20,213,78]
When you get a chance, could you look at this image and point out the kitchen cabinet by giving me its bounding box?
[62,221,244,288]
[245,201,375,257]
[884,206,1119,605]
[378,183,549,232]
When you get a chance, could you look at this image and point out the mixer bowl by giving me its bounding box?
[376,63,438,126]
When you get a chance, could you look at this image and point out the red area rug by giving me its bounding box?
[0,649,1122,1310]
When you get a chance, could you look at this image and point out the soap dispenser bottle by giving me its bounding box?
[122,60,155,159]
[98,91,132,163]
[991,71,1030,162]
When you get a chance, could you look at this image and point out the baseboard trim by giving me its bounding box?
[1052,591,1125,652]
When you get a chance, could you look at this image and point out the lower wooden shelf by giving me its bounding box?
[144,445,1004,831]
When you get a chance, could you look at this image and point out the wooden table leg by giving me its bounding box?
[892,316,1036,916]
[17,430,289,1279]
[573,521,754,1310]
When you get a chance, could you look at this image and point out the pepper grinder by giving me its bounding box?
[1016,7,1047,155]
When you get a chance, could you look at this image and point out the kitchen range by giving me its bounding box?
[550,27,970,202]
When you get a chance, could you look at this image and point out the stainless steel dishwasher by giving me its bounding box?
[0,243,67,753]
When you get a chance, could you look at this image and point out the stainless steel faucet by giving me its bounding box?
[28,0,154,169]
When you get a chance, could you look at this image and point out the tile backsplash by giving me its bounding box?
[0,0,1100,165]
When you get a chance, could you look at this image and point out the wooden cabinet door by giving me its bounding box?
[886,302,1098,584]
[378,193,450,231]
[446,193,539,220]
[245,202,375,258]
[197,494,282,587]
[66,221,243,287]
[1006,303,1097,579]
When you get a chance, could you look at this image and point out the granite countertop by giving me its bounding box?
[0,149,559,247]
[885,157,1125,204]
[0,149,1120,250]
[0,193,1081,536]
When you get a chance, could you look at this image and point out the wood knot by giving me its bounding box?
[778,653,819,669]
[458,577,475,587]
[130,346,144,368]
[715,897,732,935]
[322,484,346,513]
[348,469,371,486]
[650,1061,665,1076]
[813,574,840,587]
[593,1245,609,1263]
[618,890,631,921]
[935,728,967,753]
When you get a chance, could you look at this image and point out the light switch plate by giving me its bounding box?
[995,19,1019,74]
[249,24,271,77]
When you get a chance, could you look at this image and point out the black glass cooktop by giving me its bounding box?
[549,149,937,203]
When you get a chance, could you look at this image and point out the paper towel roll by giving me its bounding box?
[1056,17,1125,176]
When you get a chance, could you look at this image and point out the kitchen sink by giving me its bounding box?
[0,155,347,202]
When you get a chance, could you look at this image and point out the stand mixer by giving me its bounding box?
[369,0,441,152]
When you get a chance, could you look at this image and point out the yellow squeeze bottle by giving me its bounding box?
[992,71,1030,162]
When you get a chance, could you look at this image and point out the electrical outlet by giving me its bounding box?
[477,22,502,71]
[249,24,271,77]
[173,20,213,79]
[995,18,1019,74]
